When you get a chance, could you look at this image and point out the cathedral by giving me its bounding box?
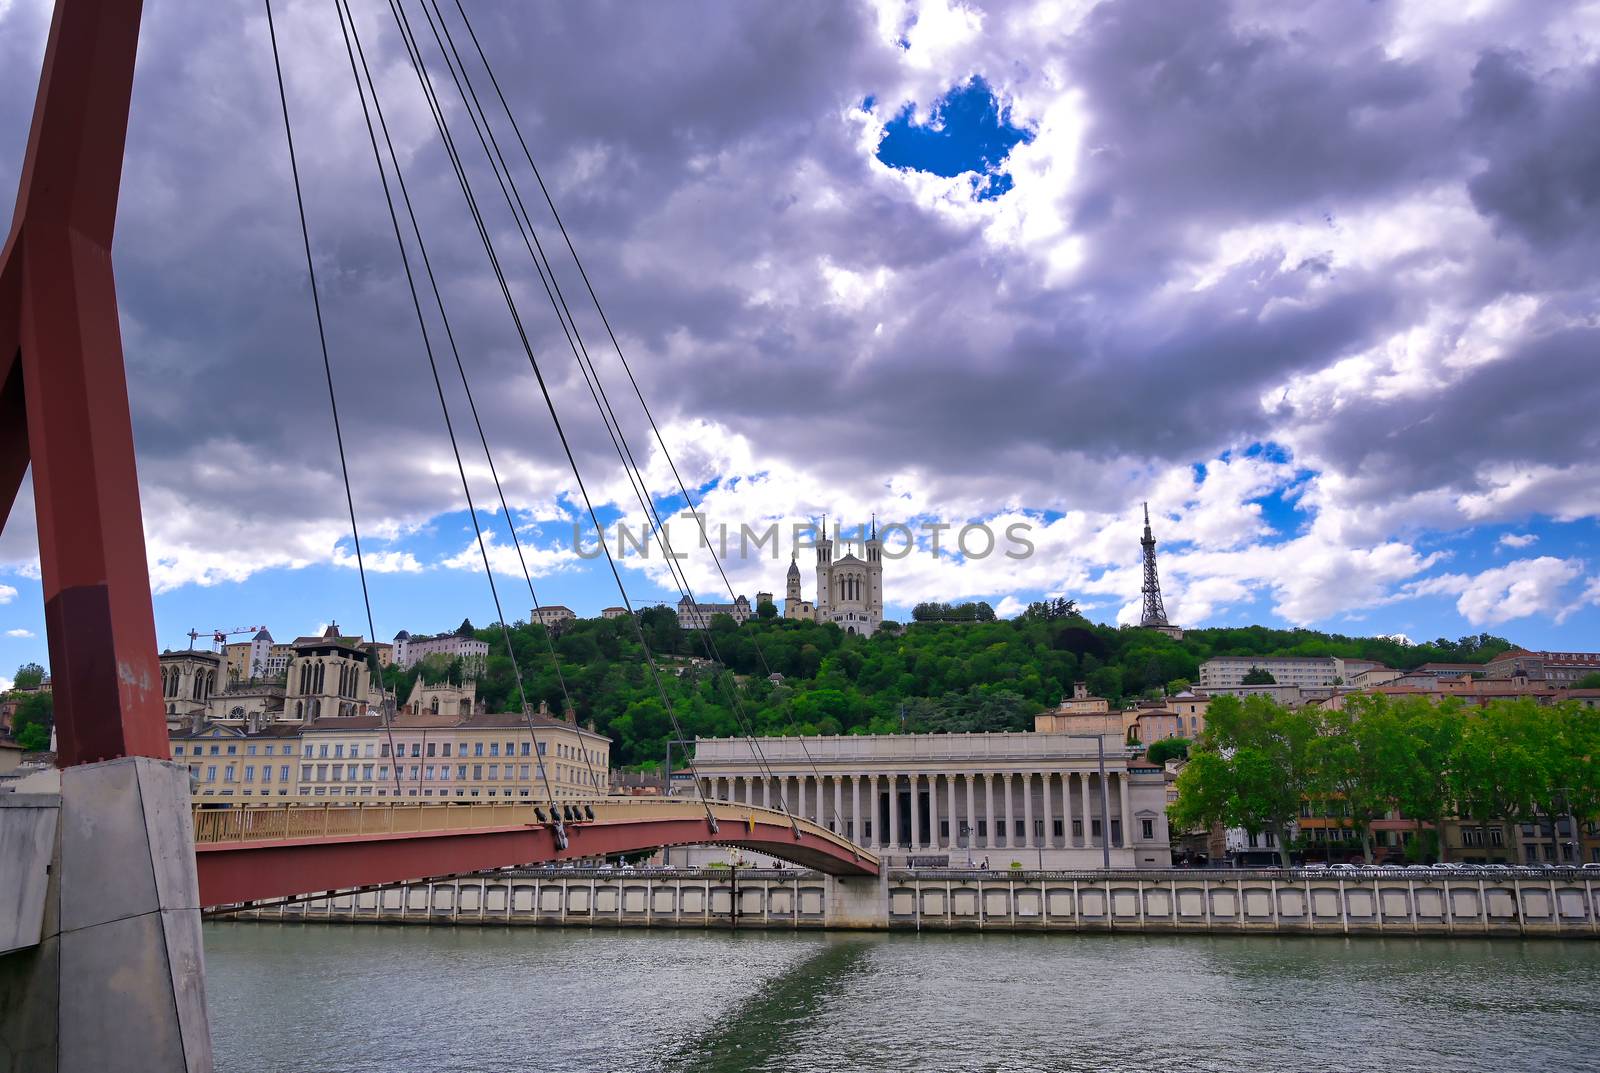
[783,520,885,637]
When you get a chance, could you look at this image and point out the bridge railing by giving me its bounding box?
[190,797,879,869]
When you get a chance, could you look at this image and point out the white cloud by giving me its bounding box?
[0,676,12,692]
[4,628,33,638]
[1498,533,1538,549]
[1407,556,1584,626]
[0,584,15,605]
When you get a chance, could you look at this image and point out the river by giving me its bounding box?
[203,923,1600,1072]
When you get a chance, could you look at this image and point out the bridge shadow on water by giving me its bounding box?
[658,938,871,1072]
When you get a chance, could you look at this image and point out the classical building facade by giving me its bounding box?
[689,730,1170,868]
[782,522,885,637]
[169,709,611,802]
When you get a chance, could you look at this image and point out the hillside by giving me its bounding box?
[378,609,1514,769]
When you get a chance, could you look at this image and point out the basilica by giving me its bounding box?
[783,521,885,637]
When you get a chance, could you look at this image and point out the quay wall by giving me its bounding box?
[230,868,1600,938]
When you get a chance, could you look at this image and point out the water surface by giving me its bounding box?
[204,923,1600,1072]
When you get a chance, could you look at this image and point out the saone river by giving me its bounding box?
[205,922,1600,1072]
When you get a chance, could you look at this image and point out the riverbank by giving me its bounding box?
[223,867,1600,938]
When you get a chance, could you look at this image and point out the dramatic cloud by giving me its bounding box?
[1,0,1597,641]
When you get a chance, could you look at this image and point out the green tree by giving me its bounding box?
[1574,671,1600,689]
[1387,697,1466,863]
[756,599,777,620]
[1145,738,1189,766]
[1169,695,1316,866]
[12,662,44,690]
[1241,666,1276,685]
[1311,699,1403,863]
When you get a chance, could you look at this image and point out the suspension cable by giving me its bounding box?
[262,0,404,796]
[332,0,572,838]
[357,0,719,829]
[394,0,795,832]
[435,0,848,837]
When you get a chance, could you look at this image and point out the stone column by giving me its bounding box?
[1042,772,1054,850]
[940,777,953,850]
[1081,771,1094,846]
[915,777,928,850]
[850,775,861,846]
[1061,772,1074,846]
[833,776,843,834]
[983,774,996,848]
[1023,773,1035,850]
[1120,771,1134,848]
[888,774,900,848]
[1003,773,1016,849]
[964,775,975,853]
[927,774,940,850]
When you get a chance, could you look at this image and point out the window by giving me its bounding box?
[1072,819,1083,837]
[410,743,421,758]
[319,744,329,759]
[977,821,988,837]
[537,742,547,756]
[488,765,499,780]
[381,743,391,758]
[300,765,311,781]
[247,745,257,757]
[1014,820,1024,837]
[363,764,374,780]
[334,744,344,759]
[426,743,436,757]
[1091,820,1102,837]
[520,742,531,756]
[1142,819,1154,840]
[473,765,483,780]
[489,743,500,757]
[457,765,467,780]
[262,766,272,783]
[210,745,220,756]
[174,746,184,756]
[520,764,530,779]
[442,743,452,758]
[244,765,255,782]
[206,766,217,783]
[474,743,484,757]
[304,745,314,757]
[280,765,290,782]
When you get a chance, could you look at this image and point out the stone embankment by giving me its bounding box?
[229,866,1600,937]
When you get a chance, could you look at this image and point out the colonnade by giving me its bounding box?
[697,770,1138,853]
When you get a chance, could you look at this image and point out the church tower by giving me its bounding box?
[783,551,814,621]
[865,514,884,623]
[814,517,834,619]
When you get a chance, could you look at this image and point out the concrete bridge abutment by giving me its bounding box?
[0,757,213,1073]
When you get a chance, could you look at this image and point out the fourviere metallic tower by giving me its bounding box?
[1139,502,1179,636]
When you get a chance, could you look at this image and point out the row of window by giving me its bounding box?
[174,742,290,757]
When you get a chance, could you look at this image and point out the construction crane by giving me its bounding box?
[186,625,267,651]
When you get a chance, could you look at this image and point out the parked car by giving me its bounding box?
[1329,863,1359,871]
[1581,862,1600,871]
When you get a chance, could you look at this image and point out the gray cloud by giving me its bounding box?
[1,0,1597,607]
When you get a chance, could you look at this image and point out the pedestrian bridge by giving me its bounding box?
[191,797,878,907]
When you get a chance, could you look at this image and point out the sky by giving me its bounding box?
[2,0,1599,683]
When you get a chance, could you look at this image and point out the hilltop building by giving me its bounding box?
[782,519,885,637]
[1484,649,1600,684]
[677,594,753,629]
[393,619,489,675]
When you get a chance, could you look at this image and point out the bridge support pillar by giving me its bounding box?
[0,756,213,1072]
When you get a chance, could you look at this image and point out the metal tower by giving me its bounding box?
[1139,502,1170,628]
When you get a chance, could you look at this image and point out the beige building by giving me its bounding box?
[169,709,611,802]
[690,729,1169,868]
[529,606,576,629]
[676,593,752,629]
[1485,648,1600,684]
[392,621,489,674]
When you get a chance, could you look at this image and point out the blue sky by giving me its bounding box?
[3,0,1599,684]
